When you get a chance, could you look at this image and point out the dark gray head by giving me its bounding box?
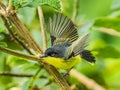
[44,45,67,58]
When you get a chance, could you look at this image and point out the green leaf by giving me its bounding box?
[12,0,32,9]
[94,45,120,58]
[12,0,61,11]
[0,42,7,47]
[0,33,5,41]
[93,17,120,31]
[7,56,29,67]
[30,0,61,11]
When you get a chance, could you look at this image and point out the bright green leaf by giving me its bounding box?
[0,42,7,47]
[94,45,120,58]
[7,56,29,67]
[93,17,120,31]
[12,0,61,11]
[12,0,32,9]
[30,0,61,11]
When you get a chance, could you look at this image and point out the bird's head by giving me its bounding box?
[41,48,60,58]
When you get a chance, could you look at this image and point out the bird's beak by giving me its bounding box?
[40,54,47,58]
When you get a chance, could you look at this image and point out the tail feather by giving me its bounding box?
[80,50,95,63]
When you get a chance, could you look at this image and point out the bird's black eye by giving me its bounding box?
[45,48,59,57]
[50,52,58,57]
[51,53,56,57]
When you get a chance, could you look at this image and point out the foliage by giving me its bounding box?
[12,0,61,10]
[0,0,120,90]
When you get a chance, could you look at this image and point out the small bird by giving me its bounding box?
[41,13,95,70]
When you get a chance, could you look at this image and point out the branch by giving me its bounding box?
[0,72,47,78]
[38,6,47,51]
[0,46,41,61]
[0,72,32,77]
[0,0,42,54]
[7,14,43,54]
[43,63,70,90]
[0,10,5,16]
[1,16,33,54]
[8,0,13,10]
[0,1,6,10]
[70,69,105,90]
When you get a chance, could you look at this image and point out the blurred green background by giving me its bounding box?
[0,0,120,90]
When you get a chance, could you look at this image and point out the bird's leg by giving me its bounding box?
[61,67,73,78]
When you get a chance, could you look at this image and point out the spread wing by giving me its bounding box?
[72,33,89,56]
[49,13,78,45]
[66,33,89,58]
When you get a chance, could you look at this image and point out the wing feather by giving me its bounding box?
[49,13,78,45]
[65,34,89,59]
[72,33,89,56]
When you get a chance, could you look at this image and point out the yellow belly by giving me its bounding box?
[43,56,81,69]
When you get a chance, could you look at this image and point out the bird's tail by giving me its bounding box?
[80,50,95,63]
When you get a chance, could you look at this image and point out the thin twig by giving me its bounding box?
[0,46,41,61]
[0,10,5,16]
[7,14,43,54]
[0,72,47,78]
[0,1,6,10]
[1,16,33,54]
[8,0,13,10]
[28,68,41,90]
[70,69,105,90]
[43,63,70,90]
[0,72,32,77]
[38,6,47,51]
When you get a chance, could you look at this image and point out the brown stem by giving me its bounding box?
[0,72,47,78]
[1,16,33,54]
[7,14,43,54]
[0,1,6,10]
[0,46,41,61]
[0,72,33,77]
[8,0,13,10]
[43,63,70,90]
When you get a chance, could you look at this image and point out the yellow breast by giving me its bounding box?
[43,56,81,69]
